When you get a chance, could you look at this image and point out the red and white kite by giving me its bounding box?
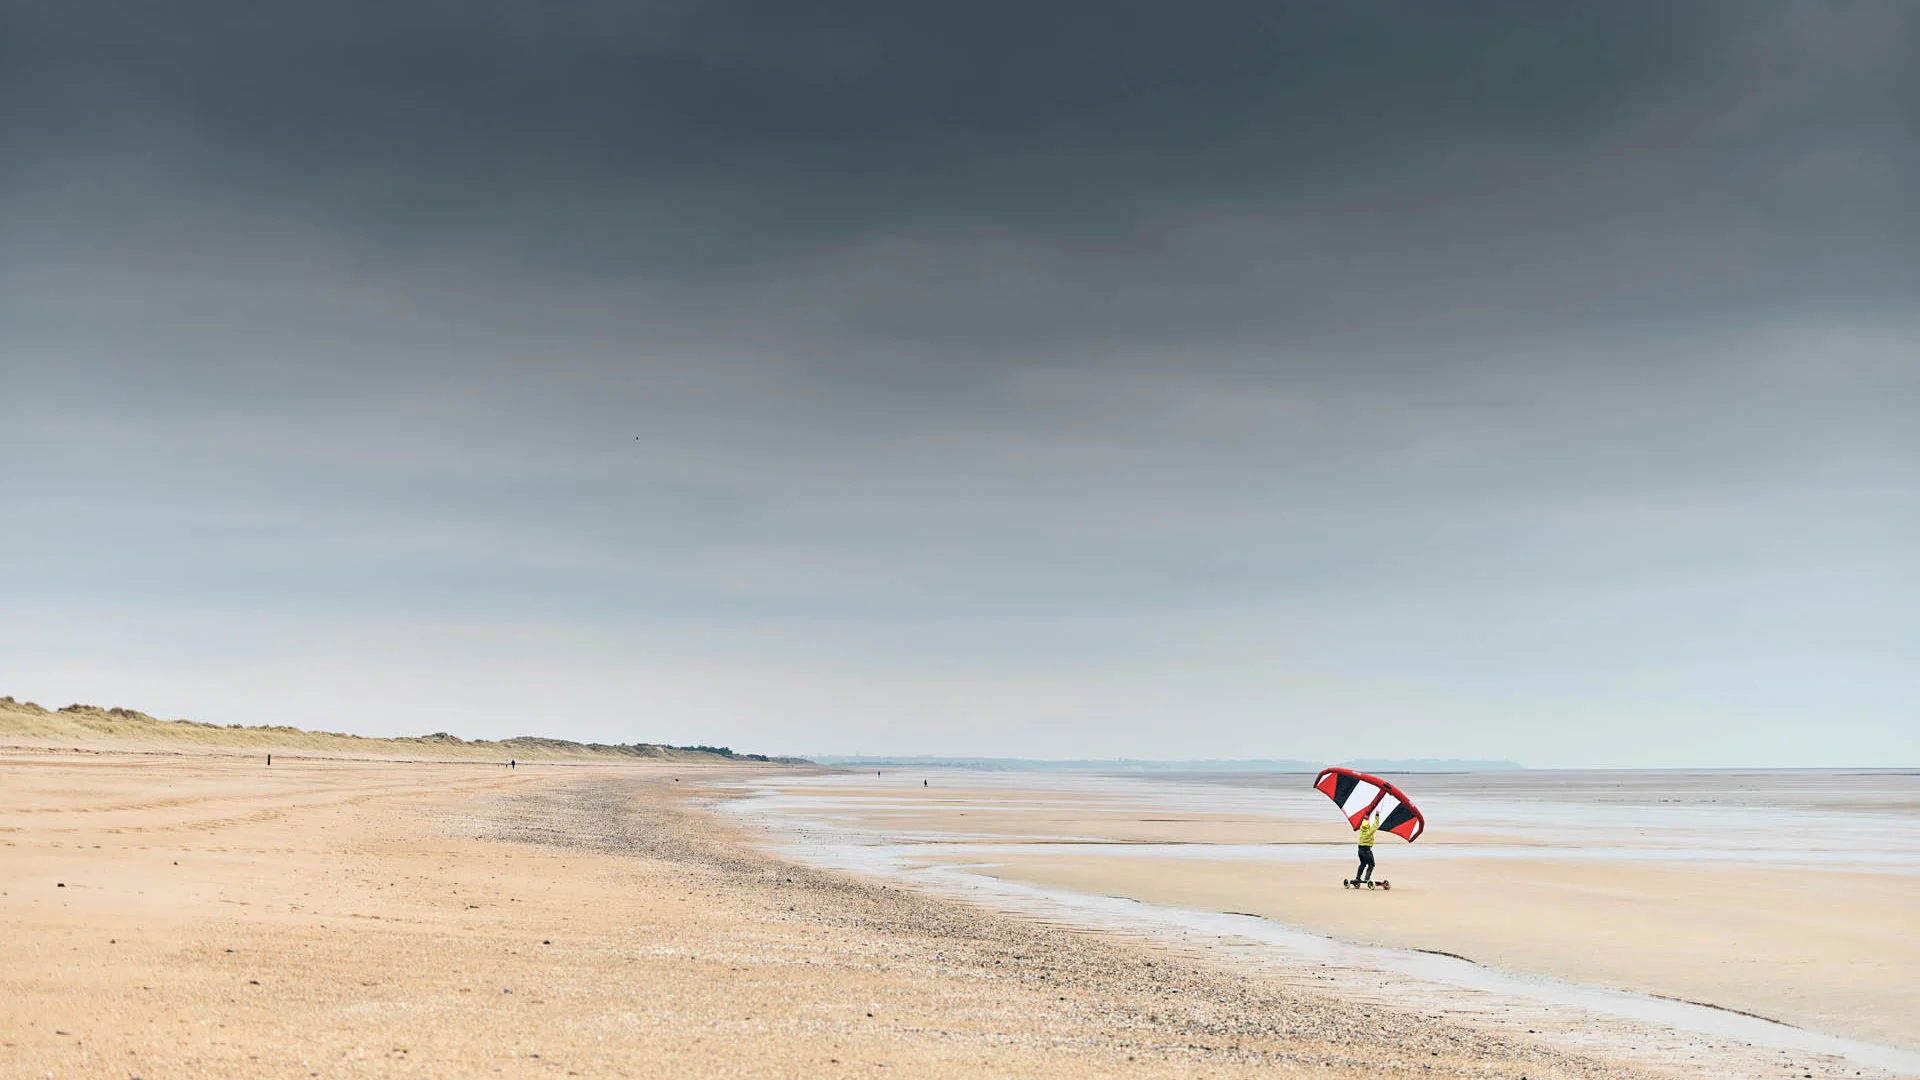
[1313,767,1426,842]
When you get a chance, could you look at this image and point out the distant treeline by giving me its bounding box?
[667,744,775,763]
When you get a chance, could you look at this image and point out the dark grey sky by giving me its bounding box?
[3,3,1915,764]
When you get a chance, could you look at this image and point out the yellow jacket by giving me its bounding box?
[1356,818,1378,847]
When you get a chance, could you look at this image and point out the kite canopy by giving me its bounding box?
[1313,767,1426,842]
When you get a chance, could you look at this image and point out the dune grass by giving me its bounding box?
[0,695,782,763]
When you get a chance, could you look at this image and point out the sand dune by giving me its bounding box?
[0,694,775,763]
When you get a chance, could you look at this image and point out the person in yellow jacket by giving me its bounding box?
[1353,813,1379,885]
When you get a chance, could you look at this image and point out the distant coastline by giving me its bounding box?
[814,755,1525,773]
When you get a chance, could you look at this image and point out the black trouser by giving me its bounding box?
[1356,845,1375,881]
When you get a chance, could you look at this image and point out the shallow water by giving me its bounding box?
[744,768,1920,868]
[727,768,1920,1078]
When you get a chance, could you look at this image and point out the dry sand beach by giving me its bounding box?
[4,721,1687,1080]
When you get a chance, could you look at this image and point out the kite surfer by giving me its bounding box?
[1313,768,1420,887]
[1354,813,1378,884]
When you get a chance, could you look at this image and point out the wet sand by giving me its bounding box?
[731,770,1920,1063]
[1,751,1670,1079]
[969,850,1914,1048]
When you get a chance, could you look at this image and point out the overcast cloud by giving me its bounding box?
[2,2,1915,765]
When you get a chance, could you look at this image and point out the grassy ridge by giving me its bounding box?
[0,696,791,763]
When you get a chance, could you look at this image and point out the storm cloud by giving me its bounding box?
[2,2,1915,764]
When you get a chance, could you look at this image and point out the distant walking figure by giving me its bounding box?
[1355,813,1378,883]
[510,759,516,769]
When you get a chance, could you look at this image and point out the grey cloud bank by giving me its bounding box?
[2,3,1915,764]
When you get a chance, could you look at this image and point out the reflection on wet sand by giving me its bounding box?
[732,769,1920,1073]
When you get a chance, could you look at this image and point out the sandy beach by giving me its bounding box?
[1,747,1687,1080]
[730,769,1920,1073]
[971,853,1912,1047]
